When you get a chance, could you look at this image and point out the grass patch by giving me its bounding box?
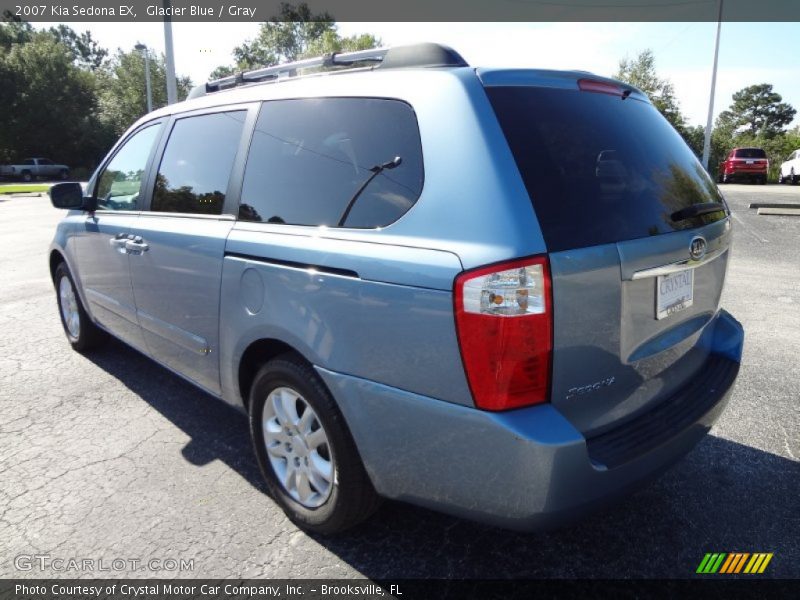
[0,183,51,195]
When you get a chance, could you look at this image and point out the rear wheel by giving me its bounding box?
[59,169,69,180]
[249,355,379,534]
[54,262,107,352]
[21,170,32,182]
[792,169,798,186]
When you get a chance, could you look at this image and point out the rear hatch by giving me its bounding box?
[731,148,768,172]
[482,70,730,436]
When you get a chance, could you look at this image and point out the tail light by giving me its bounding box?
[454,256,553,411]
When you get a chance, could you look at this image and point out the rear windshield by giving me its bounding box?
[734,148,767,159]
[487,86,726,252]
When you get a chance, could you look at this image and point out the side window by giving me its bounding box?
[151,111,246,215]
[23,159,34,165]
[95,124,161,211]
[239,98,424,228]
[39,158,52,165]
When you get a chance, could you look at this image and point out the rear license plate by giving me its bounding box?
[746,160,754,164]
[656,269,694,319]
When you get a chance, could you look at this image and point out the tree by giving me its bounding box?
[680,124,706,158]
[98,47,192,136]
[0,12,32,49]
[716,83,796,139]
[614,49,686,133]
[209,2,380,77]
[48,24,107,70]
[1,18,194,170]
[0,30,102,165]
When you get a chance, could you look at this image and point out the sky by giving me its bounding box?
[36,21,800,128]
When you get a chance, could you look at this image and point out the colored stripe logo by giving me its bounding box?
[696,553,773,574]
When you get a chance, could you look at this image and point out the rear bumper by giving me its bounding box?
[318,309,744,531]
[723,167,767,177]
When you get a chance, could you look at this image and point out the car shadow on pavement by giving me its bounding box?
[86,338,799,579]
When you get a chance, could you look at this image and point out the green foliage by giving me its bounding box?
[211,2,380,76]
[97,48,192,137]
[0,12,32,49]
[47,24,107,70]
[680,124,706,158]
[209,65,235,80]
[614,49,687,134]
[717,83,796,139]
[3,6,381,171]
[303,30,381,59]
[0,29,105,165]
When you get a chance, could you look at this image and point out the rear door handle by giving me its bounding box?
[125,236,149,254]
[109,233,129,253]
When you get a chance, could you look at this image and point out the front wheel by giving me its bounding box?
[21,171,32,182]
[792,169,798,186]
[249,355,379,534]
[59,169,69,180]
[54,262,107,352]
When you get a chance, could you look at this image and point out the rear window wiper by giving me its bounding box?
[670,202,726,223]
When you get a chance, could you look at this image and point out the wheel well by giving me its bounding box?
[49,250,65,283]
[238,339,304,410]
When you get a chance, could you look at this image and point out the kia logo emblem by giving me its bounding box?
[690,237,707,261]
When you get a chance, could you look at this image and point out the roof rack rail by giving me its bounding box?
[187,42,468,100]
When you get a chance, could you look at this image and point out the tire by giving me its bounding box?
[21,170,32,182]
[792,169,798,186]
[778,172,785,184]
[54,262,107,352]
[759,175,767,185]
[59,169,69,180]
[249,355,379,534]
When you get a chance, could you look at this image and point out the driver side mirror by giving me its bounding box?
[49,182,96,211]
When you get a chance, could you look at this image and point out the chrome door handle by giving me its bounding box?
[109,233,129,253]
[125,237,149,253]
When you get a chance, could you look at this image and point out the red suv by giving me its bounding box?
[718,147,768,184]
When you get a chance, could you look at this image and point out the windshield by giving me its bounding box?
[487,86,726,252]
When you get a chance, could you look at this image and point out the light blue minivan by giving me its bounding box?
[49,43,744,533]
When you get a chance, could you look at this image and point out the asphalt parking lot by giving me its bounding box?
[0,184,798,579]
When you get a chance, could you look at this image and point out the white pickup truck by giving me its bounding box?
[0,158,70,182]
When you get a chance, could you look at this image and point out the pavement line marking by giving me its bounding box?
[730,211,769,244]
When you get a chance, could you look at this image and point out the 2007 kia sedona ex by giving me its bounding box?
[48,43,744,534]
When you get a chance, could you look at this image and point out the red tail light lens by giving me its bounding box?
[454,256,553,411]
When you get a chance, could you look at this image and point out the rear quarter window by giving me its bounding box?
[487,86,726,252]
[238,98,424,228]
